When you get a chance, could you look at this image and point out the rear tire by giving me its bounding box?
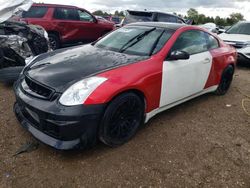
[48,33,60,50]
[215,65,234,95]
[99,92,144,147]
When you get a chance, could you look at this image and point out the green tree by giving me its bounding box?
[117,11,125,17]
[92,10,111,17]
[187,8,199,23]
[92,10,104,16]
[215,16,226,26]
[114,10,119,16]
[198,14,206,24]
[229,13,245,24]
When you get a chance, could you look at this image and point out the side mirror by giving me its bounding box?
[168,50,190,61]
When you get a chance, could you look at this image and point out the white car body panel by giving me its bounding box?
[219,33,250,42]
[145,85,218,123]
[237,47,250,58]
[160,51,213,107]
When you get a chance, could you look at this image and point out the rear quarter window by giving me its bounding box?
[22,6,48,18]
[205,33,220,50]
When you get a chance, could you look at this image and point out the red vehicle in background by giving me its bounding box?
[22,4,115,49]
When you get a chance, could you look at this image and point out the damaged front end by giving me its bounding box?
[0,0,51,83]
[0,21,49,69]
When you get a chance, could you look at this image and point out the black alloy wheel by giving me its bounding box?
[99,92,144,147]
[215,65,234,95]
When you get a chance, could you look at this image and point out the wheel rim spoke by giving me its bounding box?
[107,98,141,140]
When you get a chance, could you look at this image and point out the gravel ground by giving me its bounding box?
[0,67,250,187]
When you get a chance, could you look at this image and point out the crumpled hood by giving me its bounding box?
[25,44,147,92]
[0,0,33,23]
[219,33,250,42]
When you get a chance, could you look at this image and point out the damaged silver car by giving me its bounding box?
[0,0,50,83]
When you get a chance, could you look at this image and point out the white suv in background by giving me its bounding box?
[219,21,250,64]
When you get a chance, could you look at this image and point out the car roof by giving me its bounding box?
[32,3,78,9]
[127,22,186,30]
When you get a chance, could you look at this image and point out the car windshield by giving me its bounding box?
[94,26,174,56]
[123,12,153,25]
[226,22,250,35]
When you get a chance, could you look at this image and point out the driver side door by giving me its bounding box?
[160,30,213,107]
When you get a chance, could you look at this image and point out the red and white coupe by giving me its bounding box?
[14,22,237,150]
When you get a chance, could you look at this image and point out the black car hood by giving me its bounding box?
[25,45,147,92]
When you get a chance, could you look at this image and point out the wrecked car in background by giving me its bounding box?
[0,0,50,83]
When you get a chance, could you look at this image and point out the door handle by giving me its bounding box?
[203,58,210,64]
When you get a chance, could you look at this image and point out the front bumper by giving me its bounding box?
[237,52,250,64]
[14,80,106,150]
[236,47,250,64]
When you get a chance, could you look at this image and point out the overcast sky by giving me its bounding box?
[34,0,250,20]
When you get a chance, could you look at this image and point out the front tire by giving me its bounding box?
[99,92,144,147]
[215,65,234,95]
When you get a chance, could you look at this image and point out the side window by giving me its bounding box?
[205,33,220,50]
[152,30,174,54]
[171,30,208,55]
[157,14,177,23]
[78,10,94,22]
[53,8,79,21]
[22,7,48,18]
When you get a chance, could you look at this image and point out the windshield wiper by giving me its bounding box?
[119,27,156,53]
[149,30,165,56]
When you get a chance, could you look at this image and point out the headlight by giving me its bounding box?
[59,77,107,106]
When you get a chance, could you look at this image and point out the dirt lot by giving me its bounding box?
[0,67,249,187]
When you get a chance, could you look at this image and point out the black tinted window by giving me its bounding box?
[54,8,79,20]
[206,33,219,49]
[171,30,208,55]
[157,14,177,23]
[22,7,48,18]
